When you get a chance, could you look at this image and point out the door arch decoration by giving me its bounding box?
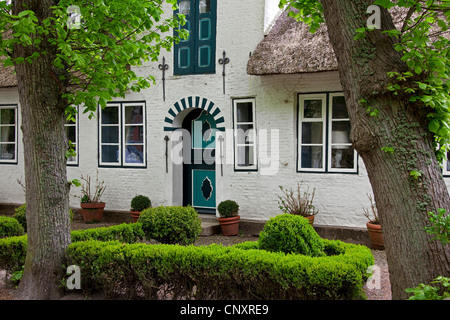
[163,96,225,132]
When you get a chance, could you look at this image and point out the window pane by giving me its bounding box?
[332,96,348,119]
[301,146,323,169]
[0,144,15,160]
[199,0,210,13]
[302,122,323,144]
[179,0,190,15]
[125,126,143,144]
[101,145,119,163]
[125,106,143,124]
[331,121,351,144]
[125,145,144,164]
[101,107,119,124]
[237,145,255,167]
[236,125,254,144]
[101,126,119,143]
[65,126,76,143]
[0,126,15,143]
[0,109,15,124]
[331,146,354,169]
[236,102,253,122]
[303,100,322,118]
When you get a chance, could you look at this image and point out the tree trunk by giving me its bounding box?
[319,0,450,299]
[12,0,71,300]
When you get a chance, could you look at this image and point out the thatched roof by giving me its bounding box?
[247,11,338,75]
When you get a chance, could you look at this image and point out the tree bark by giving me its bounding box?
[319,0,450,299]
[12,0,71,300]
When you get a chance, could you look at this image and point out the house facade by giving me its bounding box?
[1,0,449,228]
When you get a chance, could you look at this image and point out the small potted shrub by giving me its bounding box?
[130,195,151,223]
[217,200,240,236]
[79,171,107,223]
[277,182,318,225]
[363,194,384,250]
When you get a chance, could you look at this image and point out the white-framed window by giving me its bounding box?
[298,93,357,173]
[0,105,18,164]
[233,98,257,171]
[328,93,357,173]
[65,108,78,166]
[444,152,450,177]
[99,101,146,167]
[298,94,327,171]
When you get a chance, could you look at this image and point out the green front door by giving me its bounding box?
[183,109,216,213]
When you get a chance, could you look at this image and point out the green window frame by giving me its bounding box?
[174,0,216,75]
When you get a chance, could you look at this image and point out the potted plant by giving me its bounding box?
[130,195,151,223]
[217,200,240,236]
[363,193,384,250]
[78,171,107,223]
[277,182,318,225]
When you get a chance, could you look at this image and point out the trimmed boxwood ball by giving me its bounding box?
[139,205,202,245]
[217,200,239,217]
[0,216,25,238]
[130,195,151,212]
[258,213,325,257]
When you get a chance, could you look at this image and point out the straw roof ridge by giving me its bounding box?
[247,7,449,76]
[247,10,338,76]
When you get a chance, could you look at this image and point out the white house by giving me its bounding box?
[0,0,449,229]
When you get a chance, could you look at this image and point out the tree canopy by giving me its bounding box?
[281,0,449,163]
[0,0,187,118]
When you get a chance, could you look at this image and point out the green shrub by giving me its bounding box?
[0,222,144,274]
[139,206,202,245]
[258,214,324,257]
[12,204,74,232]
[12,204,27,232]
[0,216,25,238]
[130,195,151,212]
[406,276,450,300]
[71,222,145,243]
[217,200,239,217]
[0,235,27,273]
[65,239,373,300]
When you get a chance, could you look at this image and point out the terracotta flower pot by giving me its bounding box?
[130,210,141,223]
[217,215,240,236]
[366,221,384,250]
[305,215,315,226]
[79,202,105,223]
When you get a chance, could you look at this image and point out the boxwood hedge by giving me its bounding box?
[0,222,145,274]
[0,219,374,300]
[64,238,374,300]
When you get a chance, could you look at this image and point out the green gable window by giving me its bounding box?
[174,0,216,75]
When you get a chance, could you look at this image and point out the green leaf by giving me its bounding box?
[428,120,440,133]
